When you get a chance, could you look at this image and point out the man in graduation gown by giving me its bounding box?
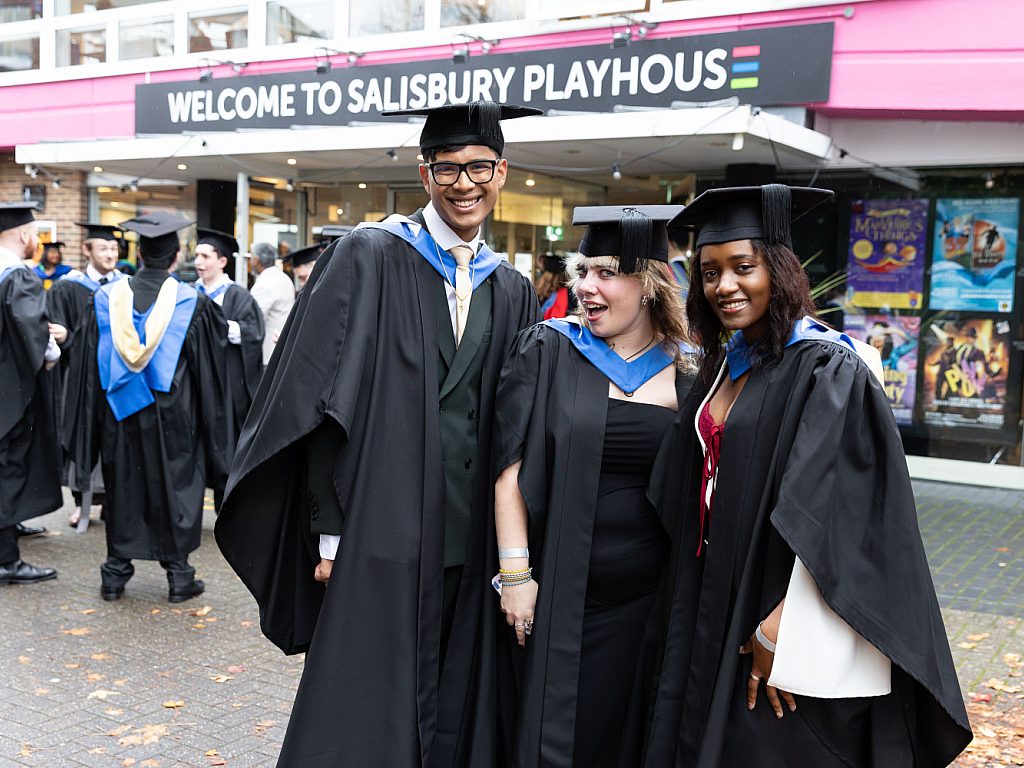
[216,101,541,767]
[73,212,228,602]
[0,202,62,585]
[192,227,265,508]
[284,242,325,292]
[48,222,125,530]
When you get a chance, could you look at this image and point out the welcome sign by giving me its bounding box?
[135,23,833,134]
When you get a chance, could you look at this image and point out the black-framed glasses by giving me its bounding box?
[424,159,499,186]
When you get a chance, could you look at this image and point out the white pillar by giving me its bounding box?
[235,171,249,285]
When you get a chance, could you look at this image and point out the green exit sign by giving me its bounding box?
[545,225,563,241]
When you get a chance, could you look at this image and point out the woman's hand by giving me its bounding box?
[500,579,538,647]
[49,322,68,344]
[740,602,796,718]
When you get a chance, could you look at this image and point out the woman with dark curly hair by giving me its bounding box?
[495,205,694,767]
[643,185,971,767]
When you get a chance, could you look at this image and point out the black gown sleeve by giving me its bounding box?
[769,345,972,765]
[187,296,229,489]
[0,269,50,441]
[225,286,266,398]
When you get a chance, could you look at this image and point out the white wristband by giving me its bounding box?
[755,623,777,653]
[498,547,529,559]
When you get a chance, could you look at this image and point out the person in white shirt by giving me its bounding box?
[248,241,294,365]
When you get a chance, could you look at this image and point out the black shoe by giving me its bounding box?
[101,584,124,601]
[168,579,205,603]
[0,559,57,585]
[16,523,46,537]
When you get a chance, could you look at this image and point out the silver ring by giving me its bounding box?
[750,673,760,682]
[524,620,534,629]
[514,623,525,629]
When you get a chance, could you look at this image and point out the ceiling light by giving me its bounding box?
[93,166,103,173]
[51,178,62,189]
[177,163,188,171]
[285,179,295,192]
[984,172,996,189]
[525,177,536,187]
[287,158,297,166]
[387,149,398,162]
[611,163,622,181]
[358,182,367,189]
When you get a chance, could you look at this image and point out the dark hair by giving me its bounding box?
[687,239,818,385]
[422,144,499,163]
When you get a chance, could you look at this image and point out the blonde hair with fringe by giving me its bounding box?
[565,252,692,367]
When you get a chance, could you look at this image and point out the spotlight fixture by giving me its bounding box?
[51,178,62,189]
[452,32,499,63]
[452,46,469,64]
[345,51,363,64]
[611,163,622,181]
[387,149,399,162]
[984,171,996,189]
[199,68,213,83]
[25,164,38,179]
[316,59,332,75]
[611,29,631,49]
[285,179,295,192]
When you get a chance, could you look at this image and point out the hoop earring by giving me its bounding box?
[641,296,650,306]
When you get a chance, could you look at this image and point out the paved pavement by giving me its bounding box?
[0,480,1021,766]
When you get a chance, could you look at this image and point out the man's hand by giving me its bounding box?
[314,558,333,583]
[49,323,68,344]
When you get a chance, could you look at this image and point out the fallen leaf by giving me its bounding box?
[970,692,993,702]
[64,663,81,669]
[162,700,185,709]
[210,760,227,766]
[191,605,213,617]
[63,627,92,636]
[117,724,169,746]
[88,747,107,754]
[113,679,128,686]
[995,547,1010,552]
[80,608,97,615]
[105,708,124,716]
[34,688,50,696]
[18,655,31,665]
[240,620,253,627]
[210,674,233,683]
[193,623,206,629]
[87,689,120,700]
[123,759,136,767]
[140,760,159,767]
[967,633,991,643]
[979,725,997,738]
[206,617,219,623]
[1005,653,1023,668]
[150,608,161,615]
[91,652,112,661]
[226,665,246,674]
[86,673,105,683]
[19,744,32,757]
[254,719,275,734]
[984,678,1022,694]
[205,749,219,757]
[958,642,978,650]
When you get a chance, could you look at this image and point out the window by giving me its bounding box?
[0,36,39,71]
[442,0,524,26]
[120,18,174,60]
[350,0,423,36]
[55,0,165,14]
[189,9,248,53]
[1,2,42,22]
[267,0,334,45]
[56,27,106,66]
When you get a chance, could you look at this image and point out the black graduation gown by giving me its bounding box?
[494,325,692,768]
[0,267,62,525]
[74,270,229,561]
[47,276,103,491]
[218,283,264,469]
[215,225,539,767]
[644,340,972,768]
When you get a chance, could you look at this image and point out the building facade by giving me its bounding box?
[2,0,1023,485]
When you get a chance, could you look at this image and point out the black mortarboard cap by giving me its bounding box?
[42,241,65,251]
[319,224,354,239]
[119,211,192,262]
[0,201,38,232]
[671,185,833,249]
[573,204,684,274]
[287,243,323,267]
[75,222,122,241]
[542,253,566,274]
[196,227,239,259]
[381,101,542,156]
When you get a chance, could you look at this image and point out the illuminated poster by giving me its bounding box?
[847,199,927,309]
[930,198,1019,312]
[844,313,919,425]
[920,316,1011,430]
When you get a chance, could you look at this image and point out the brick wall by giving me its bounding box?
[0,153,89,269]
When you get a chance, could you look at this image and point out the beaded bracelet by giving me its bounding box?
[499,567,533,587]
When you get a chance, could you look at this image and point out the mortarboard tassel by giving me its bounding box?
[618,208,653,274]
[469,101,503,146]
[760,183,793,248]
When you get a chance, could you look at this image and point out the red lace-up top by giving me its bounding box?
[697,400,724,556]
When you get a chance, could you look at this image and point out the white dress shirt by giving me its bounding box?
[250,265,295,365]
[197,273,241,344]
[85,263,122,285]
[318,203,486,562]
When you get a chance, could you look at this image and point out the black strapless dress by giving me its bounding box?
[573,399,674,768]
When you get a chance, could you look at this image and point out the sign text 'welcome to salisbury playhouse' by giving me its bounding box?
[135,24,832,134]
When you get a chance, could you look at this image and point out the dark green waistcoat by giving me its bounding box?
[436,276,492,568]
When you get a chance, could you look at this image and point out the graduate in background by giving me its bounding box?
[285,242,325,292]
[0,202,62,585]
[34,240,74,289]
[644,186,970,767]
[73,212,228,603]
[49,222,125,530]
[217,101,540,767]
[495,206,692,768]
[193,228,265,508]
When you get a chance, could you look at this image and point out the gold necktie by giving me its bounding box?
[450,245,473,345]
